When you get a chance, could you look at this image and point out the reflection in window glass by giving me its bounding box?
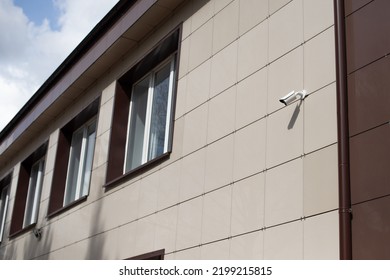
[148,62,170,160]
[23,158,45,227]
[64,119,96,206]
[0,186,9,242]
[125,77,149,172]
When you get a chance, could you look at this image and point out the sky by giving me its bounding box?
[0,0,119,131]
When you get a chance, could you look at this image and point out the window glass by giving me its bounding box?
[0,186,9,242]
[64,128,83,204]
[80,121,96,196]
[125,77,149,172]
[64,119,96,206]
[23,158,45,227]
[148,62,171,160]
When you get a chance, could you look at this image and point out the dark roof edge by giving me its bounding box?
[0,0,136,142]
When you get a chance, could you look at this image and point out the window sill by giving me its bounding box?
[104,152,171,190]
[47,195,88,219]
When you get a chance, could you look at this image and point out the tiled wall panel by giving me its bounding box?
[345,0,390,73]
[0,0,339,259]
[350,125,390,205]
[348,57,390,136]
[352,196,390,259]
[346,0,390,259]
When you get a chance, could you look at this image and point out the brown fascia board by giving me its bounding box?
[0,0,186,155]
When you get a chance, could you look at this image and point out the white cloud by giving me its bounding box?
[0,0,119,131]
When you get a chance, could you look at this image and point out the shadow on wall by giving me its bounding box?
[0,224,53,259]
[85,199,106,260]
[287,102,302,130]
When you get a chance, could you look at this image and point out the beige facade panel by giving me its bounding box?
[233,120,266,181]
[207,86,236,143]
[185,60,211,112]
[210,41,238,97]
[303,0,334,40]
[176,196,203,250]
[269,0,292,15]
[188,20,213,72]
[269,0,303,62]
[231,173,265,236]
[264,220,304,259]
[179,149,205,202]
[230,230,264,260]
[182,103,208,155]
[0,0,339,260]
[303,210,339,259]
[237,21,268,81]
[268,46,304,114]
[204,135,234,192]
[212,0,239,54]
[304,27,336,94]
[304,83,337,153]
[303,144,339,216]
[235,68,267,129]
[238,0,268,36]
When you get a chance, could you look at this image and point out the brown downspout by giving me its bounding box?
[334,0,352,260]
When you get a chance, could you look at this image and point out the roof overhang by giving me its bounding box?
[0,0,186,166]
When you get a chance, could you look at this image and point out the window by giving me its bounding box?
[10,142,47,236]
[64,119,96,206]
[124,58,175,172]
[127,249,165,260]
[0,186,9,242]
[105,27,180,186]
[0,174,11,242]
[23,158,45,227]
[48,98,99,216]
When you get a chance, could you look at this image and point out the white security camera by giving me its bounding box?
[279,90,307,106]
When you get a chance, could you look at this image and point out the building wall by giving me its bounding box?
[345,0,390,259]
[0,0,339,259]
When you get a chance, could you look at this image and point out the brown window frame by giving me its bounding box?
[126,249,165,260]
[9,142,48,237]
[47,98,100,217]
[104,26,181,189]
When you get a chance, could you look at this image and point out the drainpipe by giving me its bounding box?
[334,0,352,260]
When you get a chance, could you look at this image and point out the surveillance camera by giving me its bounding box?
[33,228,42,240]
[279,90,306,106]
